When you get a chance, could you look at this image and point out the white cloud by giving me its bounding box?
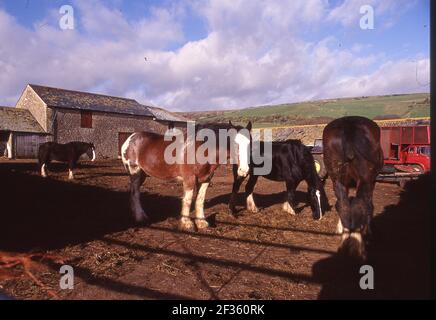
[0,0,429,111]
[313,58,430,100]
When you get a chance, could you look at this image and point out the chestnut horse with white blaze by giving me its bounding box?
[323,116,383,260]
[121,122,252,230]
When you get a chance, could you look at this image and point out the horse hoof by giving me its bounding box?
[195,219,209,230]
[248,207,259,213]
[282,202,295,215]
[336,220,344,234]
[134,213,150,225]
[229,205,237,215]
[179,217,194,231]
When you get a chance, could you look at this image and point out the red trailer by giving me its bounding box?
[309,124,431,187]
[377,125,430,186]
[380,125,430,173]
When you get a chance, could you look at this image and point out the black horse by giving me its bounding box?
[38,142,96,179]
[229,139,329,220]
[323,116,383,260]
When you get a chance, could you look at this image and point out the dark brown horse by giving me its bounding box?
[229,139,329,220]
[121,122,252,230]
[323,116,383,260]
[38,142,96,179]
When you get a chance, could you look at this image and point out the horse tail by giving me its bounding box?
[342,126,356,161]
[342,125,378,165]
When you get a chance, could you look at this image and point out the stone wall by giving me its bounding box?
[258,118,431,145]
[54,109,168,159]
[16,86,48,131]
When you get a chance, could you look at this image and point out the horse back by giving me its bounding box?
[255,140,314,182]
[323,116,383,182]
[122,131,187,180]
[38,142,71,162]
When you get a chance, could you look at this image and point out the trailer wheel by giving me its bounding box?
[313,154,327,180]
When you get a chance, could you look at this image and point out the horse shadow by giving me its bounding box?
[0,161,111,173]
[0,168,181,252]
[312,174,431,299]
[206,190,312,215]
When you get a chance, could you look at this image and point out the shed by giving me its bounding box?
[0,106,48,158]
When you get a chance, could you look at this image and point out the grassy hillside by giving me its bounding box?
[180,93,430,127]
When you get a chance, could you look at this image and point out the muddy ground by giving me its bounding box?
[0,160,431,300]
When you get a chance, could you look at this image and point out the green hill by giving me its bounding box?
[180,93,430,127]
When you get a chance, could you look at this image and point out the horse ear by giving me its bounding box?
[228,120,233,126]
[246,121,252,131]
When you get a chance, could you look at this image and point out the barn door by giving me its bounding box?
[15,134,46,159]
[0,132,9,157]
[118,132,133,157]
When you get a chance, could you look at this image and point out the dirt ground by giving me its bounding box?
[0,160,431,300]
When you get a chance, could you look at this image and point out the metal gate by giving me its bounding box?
[15,134,46,159]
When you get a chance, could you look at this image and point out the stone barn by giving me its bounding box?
[7,84,187,159]
[0,106,49,159]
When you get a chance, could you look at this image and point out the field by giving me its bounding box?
[180,93,430,127]
[0,160,430,300]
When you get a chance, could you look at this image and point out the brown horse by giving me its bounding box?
[323,116,383,260]
[121,122,252,230]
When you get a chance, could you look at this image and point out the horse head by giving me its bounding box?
[309,175,330,221]
[232,121,252,178]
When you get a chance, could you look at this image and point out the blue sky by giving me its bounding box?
[0,0,430,110]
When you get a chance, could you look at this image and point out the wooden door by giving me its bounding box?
[118,132,133,157]
[15,134,46,159]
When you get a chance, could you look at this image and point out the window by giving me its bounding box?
[81,110,93,128]
[418,146,430,156]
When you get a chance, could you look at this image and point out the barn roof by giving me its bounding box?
[29,84,154,117]
[0,106,46,134]
[147,106,188,123]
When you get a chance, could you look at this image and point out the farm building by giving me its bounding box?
[0,106,49,159]
[2,84,186,159]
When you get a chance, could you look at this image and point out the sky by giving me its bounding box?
[0,0,430,111]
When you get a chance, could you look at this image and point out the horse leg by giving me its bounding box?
[245,175,259,213]
[40,162,48,178]
[129,170,149,223]
[353,181,376,242]
[68,160,75,180]
[333,179,367,259]
[195,182,210,230]
[229,165,246,214]
[336,219,344,234]
[38,150,48,178]
[283,180,296,215]
[333,180,350,236]
[180,180,195,230]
